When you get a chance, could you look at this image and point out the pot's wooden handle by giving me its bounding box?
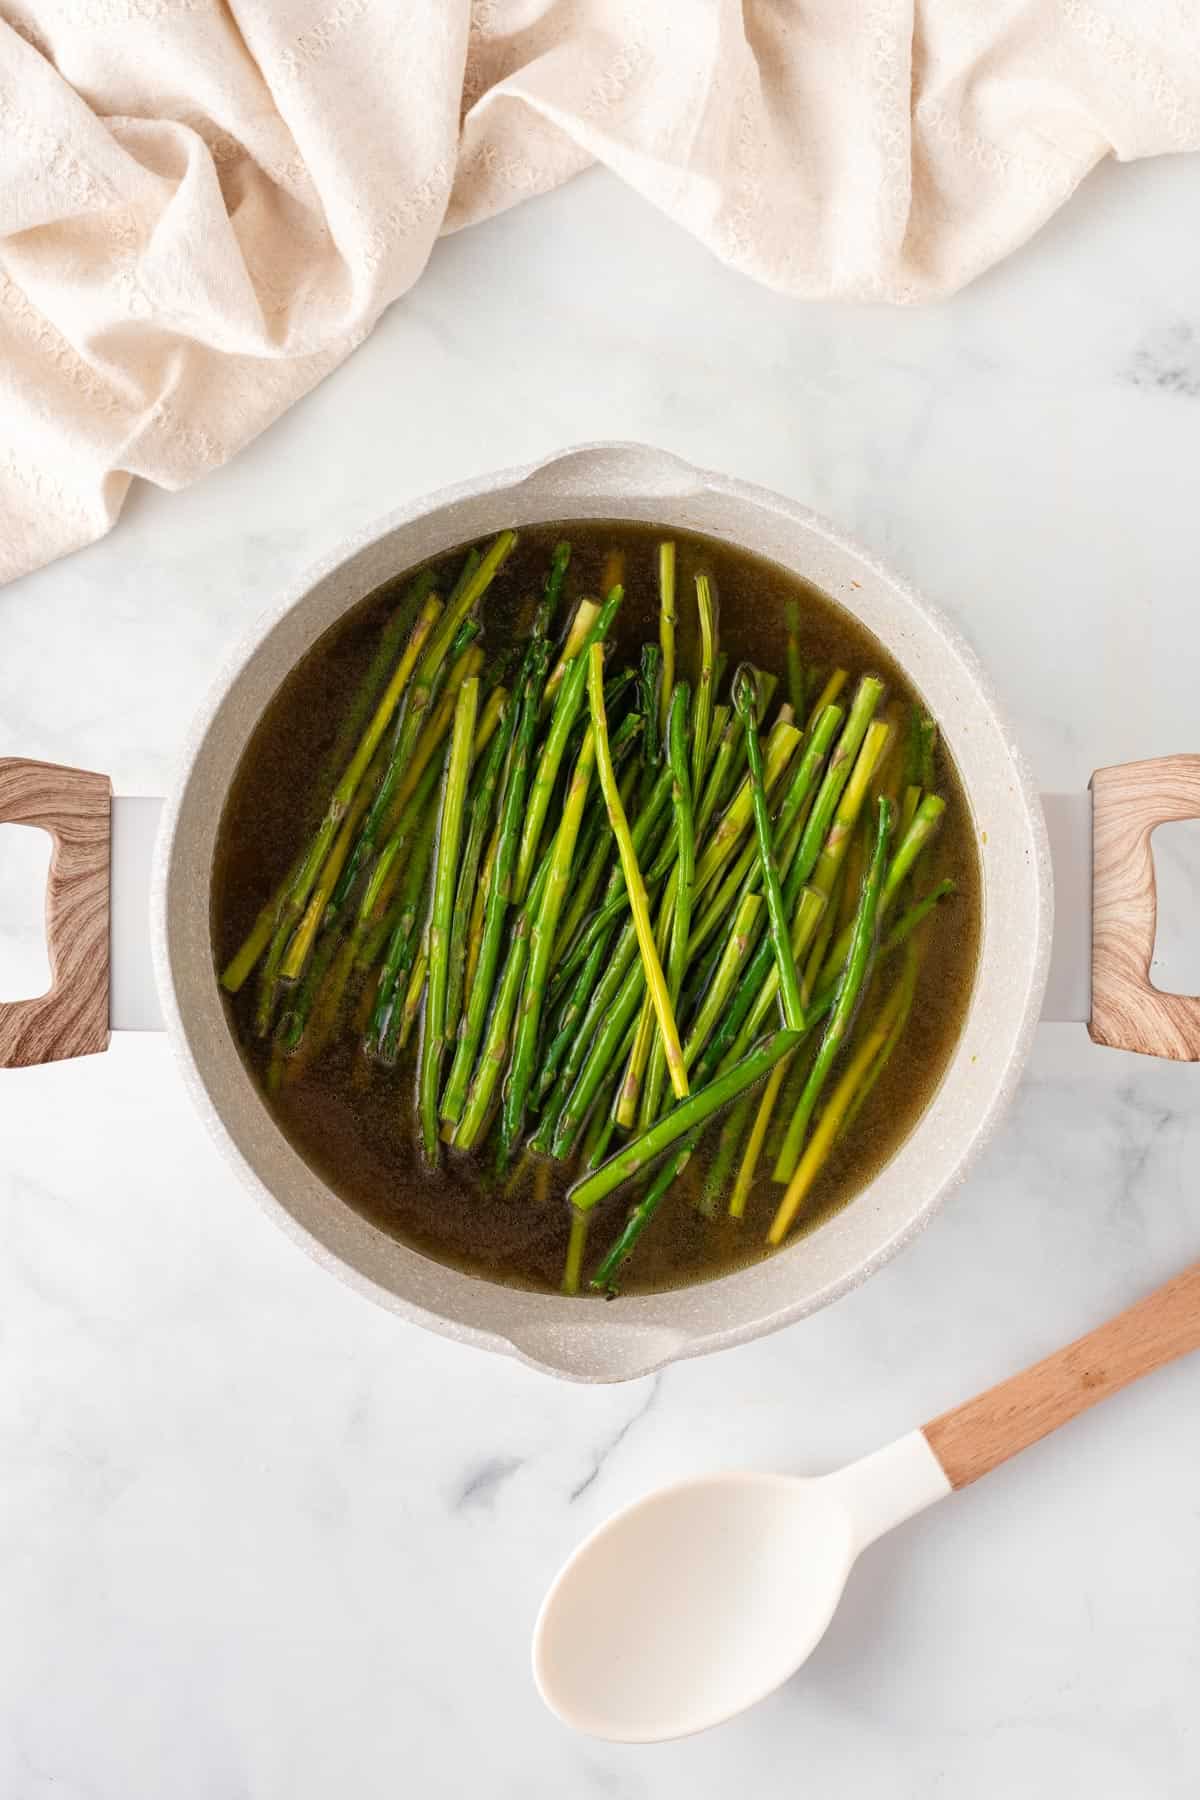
[0,757,111,1067]
[923,1261,1200,1489]
[1089,754,1200,1060]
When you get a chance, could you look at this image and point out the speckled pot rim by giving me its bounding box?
[151,444,1052,1383]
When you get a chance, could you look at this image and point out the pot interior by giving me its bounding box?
[154,446,1050,1380]
[210,522,981,1297]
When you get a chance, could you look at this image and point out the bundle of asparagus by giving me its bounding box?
[222,532,956,1297]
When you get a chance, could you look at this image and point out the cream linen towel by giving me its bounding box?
[2,1,1199,583]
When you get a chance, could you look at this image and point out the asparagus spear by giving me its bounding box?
[452,852,552,1152]
[317,627,484,942]
[687,702,843,959]
[729,1056,791,1218]
[838,941,920,1139]
[532,925,614,1115]
[546,766,675,1000]
[419,676,479,1161]
[694,710,742,841]
[615,890,673,1130]
[543,598,599,714]
[690,574,716,802]
[539,912,641,1148]
[569,1027,803,1215]
[396,944,428,1054]
[701,1094,753,1216]
[770,795,893,1215]
[638,684,695,1128]
[515,584,623,903]
[588,642,689,1104]
[444,687,521,1046]
[239,593,444,1016]
[690,717,802,901]
[563,1210,591,1297]
[816,793,945,989]
[806,667,848,732]
[590,1142,693,1295]
[638,642,662,803]
[440,644,550,1127]
[658,542,676,737]
[698,881,950,1219]
[549,936,647,1157]
[697,681,886,1064]
[785,599,806,717]
[552,756,638,969]
[500,728,596,1161]
[321,567,438,784]
[733,665,804,1031]
[681,892,763,1071]
[318,530,514,930]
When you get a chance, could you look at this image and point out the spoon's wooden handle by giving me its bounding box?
[922,1262,1200,1488]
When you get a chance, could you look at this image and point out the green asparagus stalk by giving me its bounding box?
[440,645,550,1126]
[615,890,673,1129]
[688,701,843,959]
[500,729,596,1160]
[806,667,847,733]
[532,926,614,1117]
[515,584,623,902]
[549,936,647,1157]
[838,942,920,1139]
[658,542,676,737]
[681,892,763,1070]
[364,806,440,1053]
[785,599,806,717]
[552,757,637,968]
[639,685,695,1127]
[546,766,675,1001]
[700,1094,753,1216]
[770,795,892,1215]
[691,717,802,900]
[696,680,886,1063]
[590,1143,693,1295]
[569,1027,803,1214]
[419,676,479,1161]
[543,598,599,713]
[238,592,443,1014]
[733,665,804,1031]
[452,852,552,1151]
[588,642,689,1102]
[690,574,716,801]
[319,530,515,929]
[396,943,428,1054]
[694,710,742,841]
[774,945,918,1226]
[705,881,950,1217]
[638,642,662,797]
[539,914,640,1147]
[817,793,945,988]
[317,629,484,943]
[728,1053,792,1218]
[563,1210,591,1297]
[322,568,438,784]
[444,687,520,1046]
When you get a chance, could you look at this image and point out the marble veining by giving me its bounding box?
[3,153,1200,1797]
[1121,320,1200,399]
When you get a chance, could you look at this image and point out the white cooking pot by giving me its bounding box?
[3,445,1198,1381]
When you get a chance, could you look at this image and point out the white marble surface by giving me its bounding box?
[4,154,1200,1797]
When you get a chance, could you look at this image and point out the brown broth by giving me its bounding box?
[211,523,980,1296]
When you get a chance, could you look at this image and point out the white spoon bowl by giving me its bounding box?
[533,1436,948,1742]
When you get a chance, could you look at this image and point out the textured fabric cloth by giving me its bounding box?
[2,0,1198,583]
